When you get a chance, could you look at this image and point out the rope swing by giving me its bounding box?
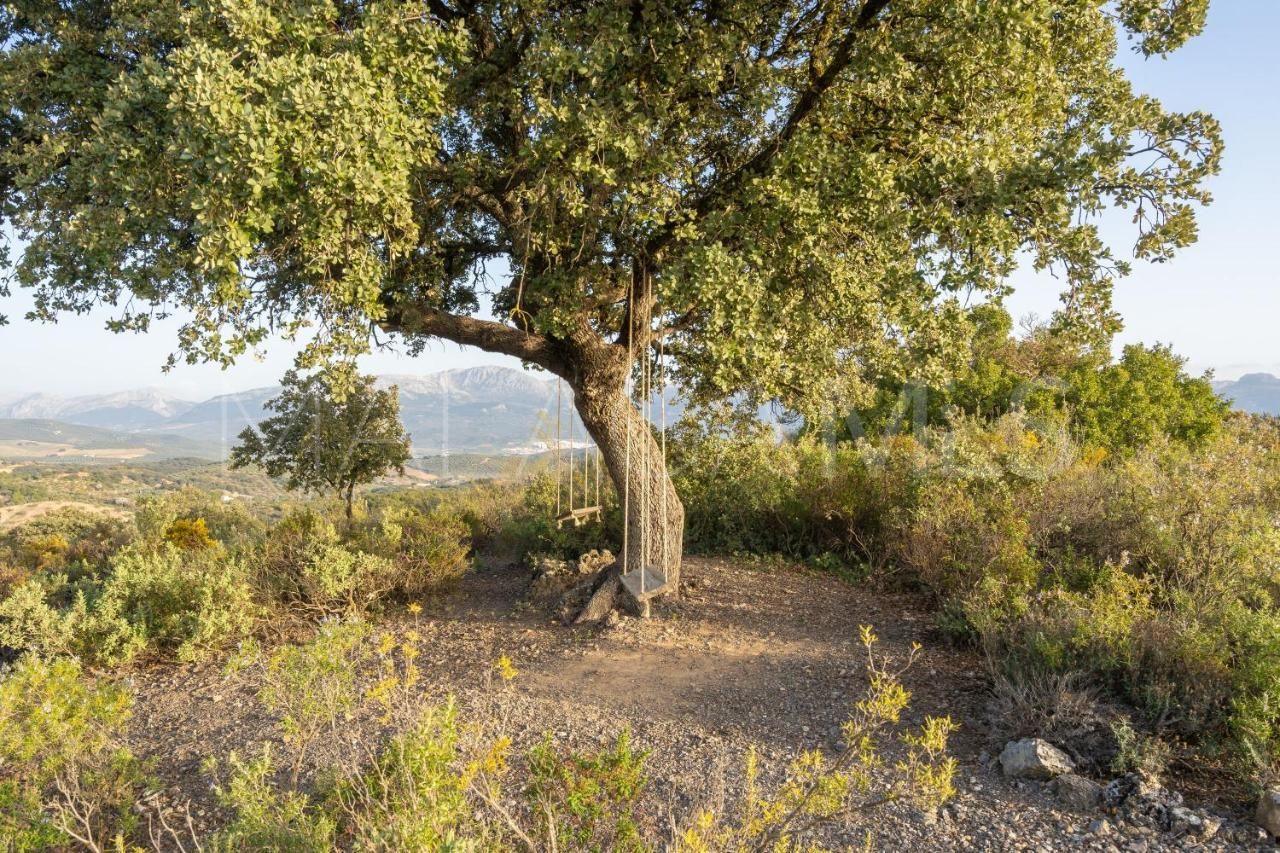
[617,268,674,616]
[554,378,604,529]
[550,267,674,618]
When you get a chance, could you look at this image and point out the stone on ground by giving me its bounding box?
[999,738,1075,780]
[1256,788,1280,838]
[1052,773,1101,810]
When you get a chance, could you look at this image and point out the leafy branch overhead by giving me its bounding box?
[0,0,1219,417]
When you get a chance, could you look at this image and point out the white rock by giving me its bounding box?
[998,738,1075,780]
[1255,788,1280,838]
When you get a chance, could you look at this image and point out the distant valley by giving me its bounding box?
[2,366,1276,464]
[0,366,585,461]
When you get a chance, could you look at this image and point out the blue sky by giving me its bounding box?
[1,2,1276,399]
[1006,0,1280,380]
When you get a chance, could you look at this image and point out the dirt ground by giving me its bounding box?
[128,556,1258,851]
[0,499,128,530]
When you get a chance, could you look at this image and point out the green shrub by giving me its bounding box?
[0,508,133,597]
[163,516,217,551]
[257,502,474,614]
[352,505,472,595]
[295,544,403,615]
[1110,719,1172,780]
[230,620,372,785]
[326,700,497,849]
[0,657,147,850]
[672,406,1280,777]
[135,487,267,552]
[210,748,336,852]
[526,728,648,852]
[0,542,257,665]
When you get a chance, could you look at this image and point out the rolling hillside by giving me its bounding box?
[0,366,588,459]
[0,419,217,461]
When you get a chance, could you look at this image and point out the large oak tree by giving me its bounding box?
[1,0,1219,585]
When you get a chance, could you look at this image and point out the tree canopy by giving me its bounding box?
[230,364,412,516]
[851,305,1228,453]
[1,0,1219,422]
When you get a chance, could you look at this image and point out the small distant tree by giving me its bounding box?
[231,365,412,518]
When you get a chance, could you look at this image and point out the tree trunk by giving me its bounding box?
[572,372,684,593]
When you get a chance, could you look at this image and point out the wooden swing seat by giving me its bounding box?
[555,505,603,528]
[619,565,672,603]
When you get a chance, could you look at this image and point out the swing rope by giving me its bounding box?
[555,379,562,517]
[567,384,575,513]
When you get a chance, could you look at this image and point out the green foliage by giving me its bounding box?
[1063,343,1229,453]
[350,504,472,596]
[231,365,411,517]
[255,499,472,614]
[673,409,1280,776]
[0,657,147,850]
[136,487,268,552]
[1110,720,1172,779]
[1,0,1219,428]
[230,620,372,785]
[210,748,337,853]
[0,541,257,665]
[850,307,1228,456]
[326,700,498,850]
[163,516,217,551]
[295,544,403,616]
[526,728,649,852]
[0,508,133,596]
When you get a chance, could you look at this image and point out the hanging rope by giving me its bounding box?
[612,263,672,607]
[660,322,668,574]
[555,379,562,517]
[622,273,634,578]
[567,386,575,512]
[641,269,653,593]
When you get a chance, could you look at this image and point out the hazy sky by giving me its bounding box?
[1,2,1276,399]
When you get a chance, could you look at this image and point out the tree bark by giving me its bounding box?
[572,367,684,593]
[383,304,684,595]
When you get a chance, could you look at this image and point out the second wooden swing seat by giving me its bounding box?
[555,505,602,528]
[552,383,605,530]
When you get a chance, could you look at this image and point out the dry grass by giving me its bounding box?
[0,500,129,531]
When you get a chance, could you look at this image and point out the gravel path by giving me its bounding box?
[128,556,1267,850]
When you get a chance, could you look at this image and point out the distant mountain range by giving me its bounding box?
[0,366,587,459]
[1212,373,1280,416]
[7,365,1273,464]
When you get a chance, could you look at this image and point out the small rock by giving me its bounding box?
[1198,814,1221,840]
[1249,783,1280,835]
[999,738,1075,780]
[1168,805,1202,836]
[1102,773,1161,809]
[1088,817,1111,836]
[1258,788,1280,839]
[1053,773,1102,811]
